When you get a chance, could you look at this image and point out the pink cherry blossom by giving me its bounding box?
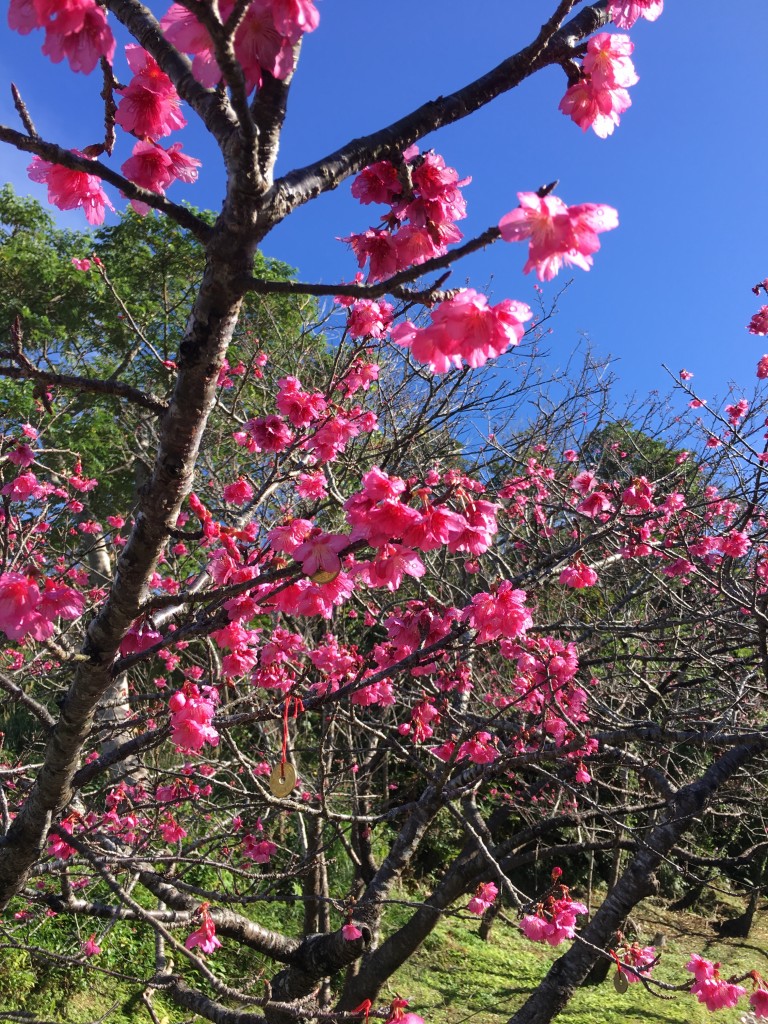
[520,895,588,946]
[463,581,533,643]
[757,355,768,379]
[751,989,768,1018]
[160,3,220,87]
[235,0,294,92]
[690,976,746,1011]
[574,763,591,784]
[270,0,320,42]
[169,684,219,752]
[0,572,83,642]
[467,881,498,915]
[608,0,663,28]
[559,561,598,588]
[160,814,187,843]
[115,46,186,138]
[121,140,200,203]
[82,934,101,956]
[561,34,639,139]
[457,731,498,764]
[351,160,402,205]
[246,415,294,452]
[38,0,115,74]
[242,835,277,863]
[392,289,532,373]
[276,376,326,427]
[345,298,394,339]
[583,33,639,91]
[616,943,656,982]
[28,153,114,225]
[343,228,401,283]
[268,517,313,555]
[1,470,44,501]
[8,0,41,33]
[342,922,364,941]
[297,471,327,500]
[185,904,222,954]
[499,192,618,282]
[559,77,633,138]
[357,544,426,592]
[686,954,715,983]
[223,477,254,505]
[293,530,349,578]
[720,529,751,557]
[749,306,768,335]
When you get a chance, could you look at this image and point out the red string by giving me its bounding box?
[281,696,304,768]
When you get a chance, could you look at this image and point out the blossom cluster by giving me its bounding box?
[169,683,220,752]
[498,191,618,282]
[344,149,470,282]
[391,288,532,373]
[520,883,588,946]
[608,0,663,28]
[9,0,115,74]
[686,956,747,1012]
[0,572,84,642]
[161,0,319,94]
[560,33,638,138]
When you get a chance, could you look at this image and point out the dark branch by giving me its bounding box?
[266,1,608,221]
[0,124,212,241]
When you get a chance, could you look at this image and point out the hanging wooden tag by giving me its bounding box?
[613,971,629,994]
[269,761,297,797]
[310,568,340,585]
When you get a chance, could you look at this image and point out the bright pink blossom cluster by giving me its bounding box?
[185,903,222,955]
[9,0,115,73]
[748,306,768,336]
[499,191,618,282]
[28,154,114,226]
[121,139,200,215]
[168,683,220,752]
[0,572,84,642]
[686,955,746,1012]
[520,886,588,946]
[462,581,533,643]
[560,34,638,138]
[608,0,663,28]
[391,288,532,373]
[344,149,470,282]
[467,881,499,916]
[615,942,656,982]
[116,45,186,139]
[160,0,319,93]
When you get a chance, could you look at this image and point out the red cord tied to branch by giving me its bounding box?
[269,696,304,797]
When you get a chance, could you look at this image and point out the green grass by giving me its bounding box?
[3,894,766,1024]
[388,900,768,1024]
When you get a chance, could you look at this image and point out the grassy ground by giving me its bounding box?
[3,897,766,1024]
[389,900,768,1024]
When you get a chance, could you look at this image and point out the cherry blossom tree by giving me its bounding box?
[3,3,768,1024]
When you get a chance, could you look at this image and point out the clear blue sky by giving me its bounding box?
[2,1,767,407]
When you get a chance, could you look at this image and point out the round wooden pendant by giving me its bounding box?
[269,762,297,797]
[310,568,340,585]
[613,971,629,994]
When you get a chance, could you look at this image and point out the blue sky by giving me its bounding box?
[1,1,767,409]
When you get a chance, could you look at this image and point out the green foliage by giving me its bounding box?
[0,186,327,519]
[580,419,692,484]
